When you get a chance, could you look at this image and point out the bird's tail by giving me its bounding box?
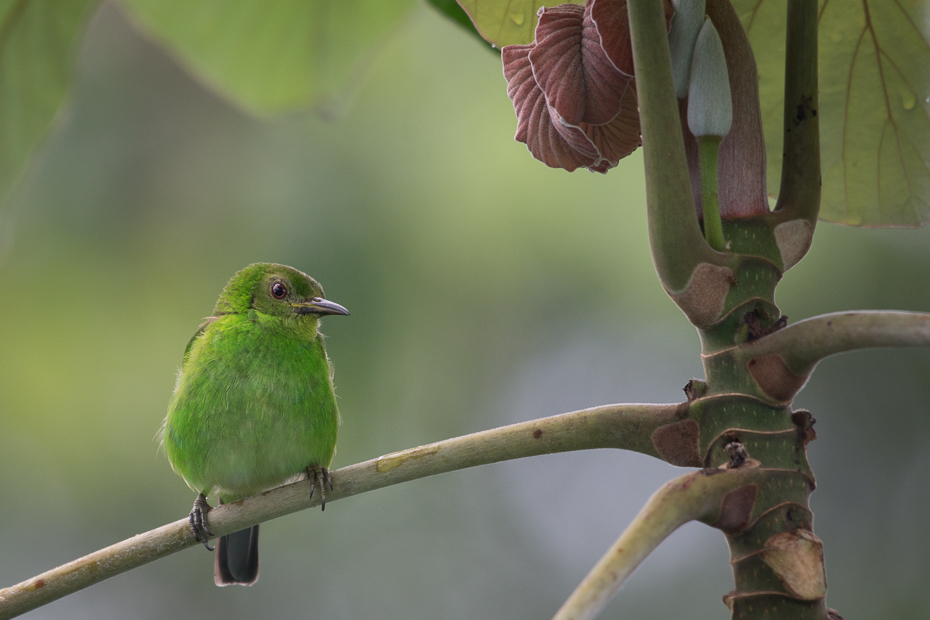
[214,525,260,586]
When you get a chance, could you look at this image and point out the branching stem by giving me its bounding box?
[732,310,930,374]
[553,466,766,620]
[627,0,732,292]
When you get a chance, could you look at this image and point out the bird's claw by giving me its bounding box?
[306,465,333,511]
[189,492,215,551]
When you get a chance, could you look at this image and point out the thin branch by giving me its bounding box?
[0,403,682,620]
[552,466,766,620]
[734,310,930,374]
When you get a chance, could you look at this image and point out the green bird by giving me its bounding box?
[162,263,349,586]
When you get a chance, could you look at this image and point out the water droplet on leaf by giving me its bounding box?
[901,90,916,110]
[509,12,525,26]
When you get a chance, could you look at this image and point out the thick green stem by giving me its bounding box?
[699,136,726,251]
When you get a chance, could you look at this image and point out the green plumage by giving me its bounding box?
[163,263,348,586]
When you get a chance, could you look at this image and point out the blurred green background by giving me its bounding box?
[1,3,929,618]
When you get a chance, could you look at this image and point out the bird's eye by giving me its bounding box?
[271,282,288,299]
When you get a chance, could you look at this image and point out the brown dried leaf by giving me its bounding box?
[590,0,673,73]
[589,0,634,74]
[583,81,642,171]
[502,0,660,173]
[503,44,597,171]
[530,3,631,126]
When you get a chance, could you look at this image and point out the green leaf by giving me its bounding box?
[457,0,582,48]
[0,0,98,209]
[425,0,499,53]
[734,0,930,227]
[117,0,416,114]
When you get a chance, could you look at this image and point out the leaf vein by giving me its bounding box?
[744,0,764,34]
[865,0,914,221]
[842,20,868,222]
[891,0,930,54]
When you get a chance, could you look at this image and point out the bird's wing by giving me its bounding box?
[182,316,218,361]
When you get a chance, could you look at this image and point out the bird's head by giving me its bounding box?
[213,263,350,321]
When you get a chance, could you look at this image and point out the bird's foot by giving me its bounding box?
[306,465,333,511]
[189,492,215,551]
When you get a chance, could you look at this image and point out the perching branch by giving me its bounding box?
[735,310,930,375]
[552,465,767,620]
[0,402,684,620]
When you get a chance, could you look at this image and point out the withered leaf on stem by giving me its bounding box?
[501,0,671,173]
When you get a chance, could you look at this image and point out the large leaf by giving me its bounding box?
[457,0,583,48]
[734,0,930,227]
[0,0,98,209]
[425,0,499,52]
[117,0,416,114]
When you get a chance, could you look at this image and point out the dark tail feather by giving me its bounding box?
[214,525,260,586]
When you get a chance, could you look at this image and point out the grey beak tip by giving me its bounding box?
[295,298,350,316]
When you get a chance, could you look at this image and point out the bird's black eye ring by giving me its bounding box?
[271,282,288,299]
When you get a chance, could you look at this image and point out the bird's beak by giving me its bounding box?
[292,298,350,316]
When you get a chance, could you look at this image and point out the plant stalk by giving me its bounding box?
[699,136,726,250]
[773,0,820,224]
